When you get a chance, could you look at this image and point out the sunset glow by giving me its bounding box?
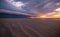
[31,7,60,18]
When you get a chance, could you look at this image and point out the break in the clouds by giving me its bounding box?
[0,0,60,16]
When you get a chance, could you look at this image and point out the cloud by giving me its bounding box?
[0,0,60,16]
[0,9,33,16]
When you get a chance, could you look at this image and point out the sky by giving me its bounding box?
[0,0,60,16]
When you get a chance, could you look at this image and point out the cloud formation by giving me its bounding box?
[0,9,33,16]
[0,0,60,16]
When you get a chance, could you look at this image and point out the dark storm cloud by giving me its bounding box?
[0,0,60,16]
[0,9,33,16]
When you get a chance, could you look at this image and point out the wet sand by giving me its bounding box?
[0,18,60,37]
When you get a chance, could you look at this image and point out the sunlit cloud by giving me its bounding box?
[30,7,60,18]
[6,0,26,8]
[55,8,60,11]
[12,2,25,8]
